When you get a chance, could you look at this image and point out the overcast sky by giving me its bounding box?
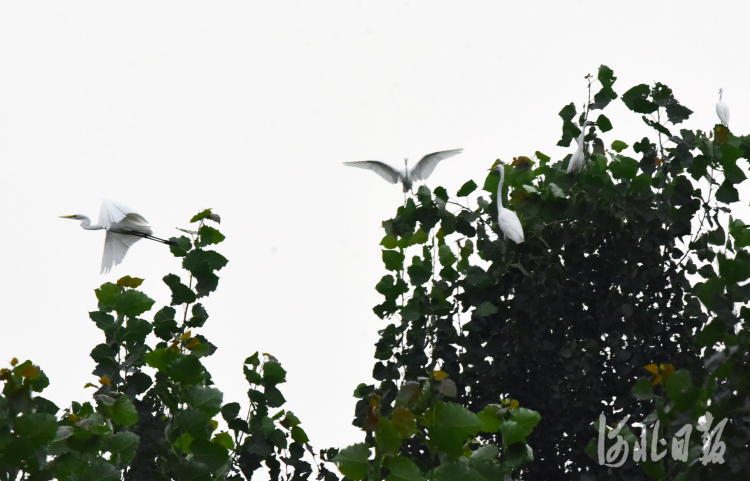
[1,1,749,454]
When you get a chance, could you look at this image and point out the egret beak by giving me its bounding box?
[60,215,75,218]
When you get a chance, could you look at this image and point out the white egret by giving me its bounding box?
[490,162,524,244]
[716,88,730,127]
[343,149,463,199]
[61,199,176,274]
[567,120,596,174]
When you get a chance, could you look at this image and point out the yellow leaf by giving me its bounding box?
[651,374,662,385]
[181,331,192,340]
[84,383,97,389]
[99,376,111,386]
[509,399,519,410]
[0,368,10,381]
[644,364,658,375]
[433,370,448,381]
[661,364,675,382]
[209,420,218,431]
[187,339,200,349]
[10,358,18,366]
[67,413,79,422]
[117,276,144,288]
[21,364,38,379]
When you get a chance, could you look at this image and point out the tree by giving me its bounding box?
[359,66,750,479]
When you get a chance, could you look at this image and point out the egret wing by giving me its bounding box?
[498,209,524,244]
[716,102,730,126]
[343,161,400,184]
[98,199,142,230]
[410,149,463,181]
[101,231,142,274]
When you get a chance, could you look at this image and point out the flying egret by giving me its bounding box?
[61,199,176,274]
[567,120,596,174]
[716,88,730,127]
[343,149,463,201]
[490,162,524,244]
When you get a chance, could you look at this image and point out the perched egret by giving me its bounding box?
[567,121,596,174]
[716,88,730,127]
[61,199,176,274]
[490,163,524,244]
[343,149,463,200]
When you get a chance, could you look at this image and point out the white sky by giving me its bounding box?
[1,0,749,455]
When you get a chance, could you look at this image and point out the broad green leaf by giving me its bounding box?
[167,355,206,385]
[117,276,144,288]
[391,406,417,438]
[95,283,119,306]
[632,378,656,400]
[110,395,138,426]
[430,402,482,456]
[196,225,225,247]
[383,250,405,271]
[263,362,287,385]
[153,306,178,340]
[145,348,179,371]
[114,290,155,318]
[190,209,213,223]
[386,456,424,481]
[122,318,152,344]
[477,405,502,433]
[333,443,371,480]
[381,234,398,249]
[163,274,197,306]
[221,402,241,422]
[596,114,612,132]
[186,386,223,416]
[105,431,139,465]
[376,417,402,456]
[622,84,657,114]
[437,244,457,267]
[14,413,58,447]
[716,181,739,204]
[264,385,286,408]
[475,301,498,317]
[191,438,230,471]
[212,431,234,450]
[187,303,209,328]
[291,425,309,443]
[611,140,628,152]
[82,457,121,481]
[457,180,477,197]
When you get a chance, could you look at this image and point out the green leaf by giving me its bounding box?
[333,443,371,480]
[153,306,178,340]
[611,140,628,153]
[167,355,206,385]
[190,209,213,223]
[82,457,121,481]
[175,408,212,440]
[187,303,209,328]
[559,102,576,122]
[14,413,58,447]
[596,114,612,132]
[716,181,739,203]
[408,228,429,246]
[380,234,398,249]
[191,438,230,471]
[434,186,449,202]
[186,386,223,416]
[122,318,152,344]
[475,301,498,317]
[430,402,482,456]
[221,402,241,422]
[110,395,138,426]
[95,283,119,305]
[105,431,139,465]
[510,408,540,439]
[391,406,417,438]
[196,225,225,247]
[212,431,234,450]
[437,244,457,267]
[376,417,402,456]
[632,378,656,400]
[291,425,309,443]
[163,274,197,306]
[457,180,477,197]
[264,386,286,408]
[263,362,287,385]
[170,235,193,257]
[144,348,179,371]
[117,276,144,289]
[465,266,488,286]
[183,249,229,276]
[386,456,424,481]
[477,405,502,433]
[383,250,405,271]
[622,84,657,114]
[718,251,750,284]
[114,290,155,318]
[665,369,700,411]
[407,257,432,286]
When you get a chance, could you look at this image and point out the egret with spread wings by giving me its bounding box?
[61,199,176,274]
[343,149,463,201]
